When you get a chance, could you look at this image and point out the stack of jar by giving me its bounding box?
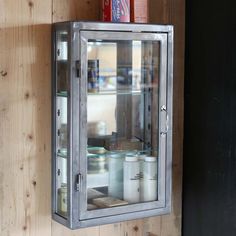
[108,151,158,203]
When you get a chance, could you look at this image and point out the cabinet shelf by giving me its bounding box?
[57,149,67,158]
[57,91,68,97]
[88,90,146,96]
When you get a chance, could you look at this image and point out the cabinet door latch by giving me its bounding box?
[75,173,83,192]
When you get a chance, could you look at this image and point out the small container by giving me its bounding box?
[141,156,157,202]
[130,0,149,23]
[102,0,130,22]
[138,151,148,201]
[108,151,125,199]
[88,146,107,155]
[123,154,140,203]
[87,153,107,174]
[59,123,67,152]
[58,183,67,215]
[57,97,67,124]
[88,121,107,137]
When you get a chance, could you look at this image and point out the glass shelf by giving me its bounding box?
[88,90,147,96]
[57,91,68,97]
[57,149,67,158]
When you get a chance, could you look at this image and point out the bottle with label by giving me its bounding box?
[141,156,158,202]
[138,152,147,202]
[123,154,140,203]
[108,151,125,199]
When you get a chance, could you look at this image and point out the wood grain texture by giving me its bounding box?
[150,0,185,235]
[52,221,99,236]
[0,0,184,235]
[0,1,51,236]
[52,0,100,22]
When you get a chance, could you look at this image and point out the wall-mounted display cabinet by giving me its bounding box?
[52,21,173,229]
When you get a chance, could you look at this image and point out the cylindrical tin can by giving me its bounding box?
[88,60,99,93]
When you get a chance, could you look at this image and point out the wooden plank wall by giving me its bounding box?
[0,0,184,236]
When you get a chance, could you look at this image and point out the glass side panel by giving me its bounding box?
[56,31,68,218]
[86,40,160,210]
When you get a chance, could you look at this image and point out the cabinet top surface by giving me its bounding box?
[53,21,173,33]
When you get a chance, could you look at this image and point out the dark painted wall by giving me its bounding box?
[183,0,236,235]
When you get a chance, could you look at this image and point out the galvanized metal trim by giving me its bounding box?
[165,27,174,210]
[79,30,169,221]
[81,31,166,42]
[51,24,57,217]
[72,21,173,33]
[75,206,171,229]
[158,34,168,204]
[78,33,89,217]
[70,26,81,228]
[52,213,68,227]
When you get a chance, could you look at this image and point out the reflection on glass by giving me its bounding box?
[86,39,160,210]
[56,31,68,217]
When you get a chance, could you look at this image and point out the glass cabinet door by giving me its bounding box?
[79,31,168,219]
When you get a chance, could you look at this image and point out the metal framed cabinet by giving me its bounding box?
[52,21,173,229]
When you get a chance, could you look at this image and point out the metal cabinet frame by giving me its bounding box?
[52,22,173,229]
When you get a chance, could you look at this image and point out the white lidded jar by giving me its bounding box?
[108,151,125,199]
[138,152,147,202]
[123,154,140,203]
[141,156,158,202]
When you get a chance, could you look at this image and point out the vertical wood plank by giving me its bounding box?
[52,0,100,22]
[149,0,185,235]
[123,219,145,236]
[0,1,52,236]
[52,1,100,235]
[98,223,123,236]
[52,221,99,236]
[160,0,185,235]
[99,219,145,236]
[142,216,161,236]
[149,0,170,24]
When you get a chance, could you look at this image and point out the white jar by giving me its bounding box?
[138,153,147,202]
[141,156,157,202]
[123,155,140,203]
[108,152,125,199]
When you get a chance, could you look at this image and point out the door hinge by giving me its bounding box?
[75,173,83,192]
